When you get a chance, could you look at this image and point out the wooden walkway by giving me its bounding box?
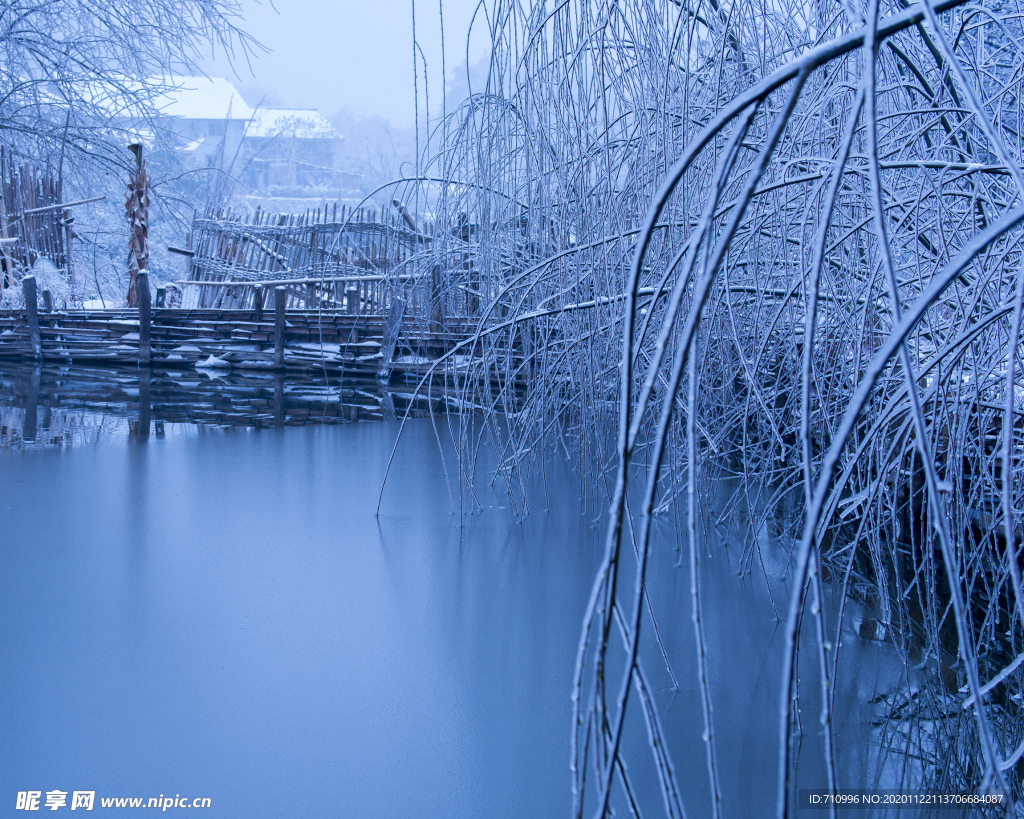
[0,289,480,380]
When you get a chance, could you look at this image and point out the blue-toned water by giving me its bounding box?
[0,366,905,818]
[1,420,610,817]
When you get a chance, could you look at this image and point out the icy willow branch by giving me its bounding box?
[389,0,1024,813]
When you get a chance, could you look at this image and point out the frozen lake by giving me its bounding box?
[0,365,905,817]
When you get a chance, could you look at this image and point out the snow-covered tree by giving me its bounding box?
[0,0,258,170]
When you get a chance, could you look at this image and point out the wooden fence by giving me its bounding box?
[177,203,433,315]
[0,197,513,381]
[0,276,483,378]
[0,149,72,288]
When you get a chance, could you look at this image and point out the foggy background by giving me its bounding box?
[201,0,493,132]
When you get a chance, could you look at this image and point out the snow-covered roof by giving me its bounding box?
[154,76,255,121]
[154,78,337,138]
[246,108,338,139]
[88,76,339,139]
[180,137,214,155]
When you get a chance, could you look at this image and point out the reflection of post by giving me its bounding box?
[137,271,151,367]
[273,373,284,429]
[253,383,263,431]
[23,364,40,443]
[23,275,41,360]
[274,286,286,371]
[138,367,151,442]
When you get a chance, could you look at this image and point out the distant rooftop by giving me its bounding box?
[246,108,337,139]
[151,78,338,139]
[154,76,255,121]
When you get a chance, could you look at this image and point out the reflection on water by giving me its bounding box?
[0,367,921,817]
[0,422,607,818]
[0,364,444,449]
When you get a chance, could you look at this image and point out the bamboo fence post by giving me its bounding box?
[137,271,151,366]
[254,284,264,323]
[125,144,149,308]
[63,208,75,291]
[274,285,286,370]
[22,275,41,360]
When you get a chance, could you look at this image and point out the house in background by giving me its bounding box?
[151,77,254,168]
[243,107,341,190]
[150,77,344,193]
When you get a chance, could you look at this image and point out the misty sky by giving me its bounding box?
[201,0,492,126]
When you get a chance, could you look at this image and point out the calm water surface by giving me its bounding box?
[0,366,905,818]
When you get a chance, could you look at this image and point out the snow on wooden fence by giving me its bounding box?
[177,203,434,316]
[0,148,73,289]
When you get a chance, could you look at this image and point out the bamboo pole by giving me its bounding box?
[274,285,286,370]
[137,271,151,367]
[22,275,41,360]
[254,284,264,323]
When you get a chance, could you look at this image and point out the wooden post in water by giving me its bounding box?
[253,284,264,323]
[251,285,264,353]
[22,275,41,360]
[378,296,406,381]
[429,265,444,331]
[137,271,151,367]
[274,286,286,370]
[379,389,396,422]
